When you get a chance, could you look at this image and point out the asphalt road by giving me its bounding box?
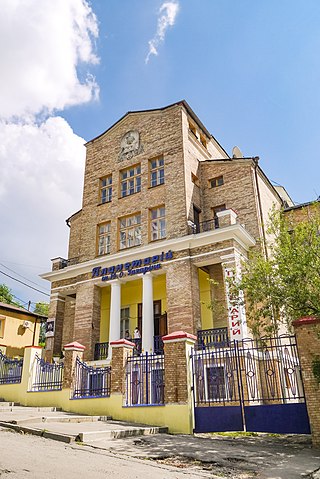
[2,426,320,479]
[0,427,220,479]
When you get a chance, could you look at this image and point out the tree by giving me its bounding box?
[34,302,49,317]
[0,283,21,306]
[229,204,320,336]
[34,302,49,345]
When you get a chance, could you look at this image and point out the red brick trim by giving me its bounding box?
[292,316,320,327]
[162,331,197,342]
[110,339,136,347]
[63,341,86,351]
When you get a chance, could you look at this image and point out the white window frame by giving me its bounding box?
[150,206,166,241]
[120,164,141,197]
[98,222,111,256]
[149,157,164,187]
[119,214,142,250]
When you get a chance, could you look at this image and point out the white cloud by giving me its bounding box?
[0,0,99,120]
[0,0,99,303]
[146,1,180,64]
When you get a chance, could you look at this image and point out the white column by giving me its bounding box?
[142,273,154,353]
[108,281,121,358]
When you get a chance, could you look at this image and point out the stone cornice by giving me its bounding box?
[41,224,255,283]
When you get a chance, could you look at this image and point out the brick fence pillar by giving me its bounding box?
[293,316,320,447]
[62,341,85,389]
[110,339,135,394]
[162,331,196,404]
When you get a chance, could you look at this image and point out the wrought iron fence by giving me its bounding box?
[154,335,164,354]
[73,357,111,398]
[132,338,142,355]
[125,352,164,406]
[31,355,63,391]
[191,335,305,406]
[197,327,229,349]
[0,350,23,384]
[94,342,109,360]
[188,218,219,235]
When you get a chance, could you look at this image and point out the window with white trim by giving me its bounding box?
[150,206,166,241]
[100,175,112,203]
[120,164,141,197]
[149,157,164,187]
[97,222,111,256]
[119,213,142,249]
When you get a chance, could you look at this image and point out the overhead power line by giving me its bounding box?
[0,263,49,290]
[0,269,50,297]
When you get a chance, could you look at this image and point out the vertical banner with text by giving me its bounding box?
[224,267,247,340]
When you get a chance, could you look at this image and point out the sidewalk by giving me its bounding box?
[1,404,320,479]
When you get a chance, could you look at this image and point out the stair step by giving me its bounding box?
[78,426,168,442]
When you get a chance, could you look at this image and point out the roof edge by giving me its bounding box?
[84,100,229,159]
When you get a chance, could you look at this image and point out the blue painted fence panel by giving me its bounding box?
[245,403,311,434]
[194,406,243,433]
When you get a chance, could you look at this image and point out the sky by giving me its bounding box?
[0,0,319,310]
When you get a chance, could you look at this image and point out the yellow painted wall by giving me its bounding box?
[100,286,111,342]
[198,269,213,330]
[99,274,167,342]
[0,308,40,356]
[0,345,193,434]
[0,384,192,434]
[153,274,167,314]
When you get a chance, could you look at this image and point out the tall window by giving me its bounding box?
[119,214,142,249]
[120,307,130,338]
[100,175,112,203]
[97,222,111,255]
[150,206,166,241]
[149,157,164,187]
[120,164,141,197]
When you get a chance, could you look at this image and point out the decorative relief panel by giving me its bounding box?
[118,130,143,162]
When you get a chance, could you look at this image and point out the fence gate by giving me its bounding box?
[191,335,311,434]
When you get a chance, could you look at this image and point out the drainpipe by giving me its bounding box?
[253,157,268,260]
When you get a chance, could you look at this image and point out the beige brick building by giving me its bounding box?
[42,101,290,360]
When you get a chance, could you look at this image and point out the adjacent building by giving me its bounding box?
[0,302,44,357]
[42,100,291,360]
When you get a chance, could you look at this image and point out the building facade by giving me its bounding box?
[42,101,288,361]
[0,302,43,357]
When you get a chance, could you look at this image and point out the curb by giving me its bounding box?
[0,421,76,443]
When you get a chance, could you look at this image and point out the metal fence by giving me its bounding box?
[0,350,23,384]
[125,352,164,406]
[197,327,229,349]
[94,342,109,360]
[192,335,305,406]
[73,357,111,398]
[31,355,63,391]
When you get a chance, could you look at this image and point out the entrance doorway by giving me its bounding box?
[138,300,167,351]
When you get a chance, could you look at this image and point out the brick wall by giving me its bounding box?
[163,332,196,404]
[293,317,320,447]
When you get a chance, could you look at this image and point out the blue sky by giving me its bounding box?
[0,0,319,307]
[64,0,320,203]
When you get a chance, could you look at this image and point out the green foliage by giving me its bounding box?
[0,283,21,306]
[34,302,49,316]
[229,204,320,335]
[34,302,49,345]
